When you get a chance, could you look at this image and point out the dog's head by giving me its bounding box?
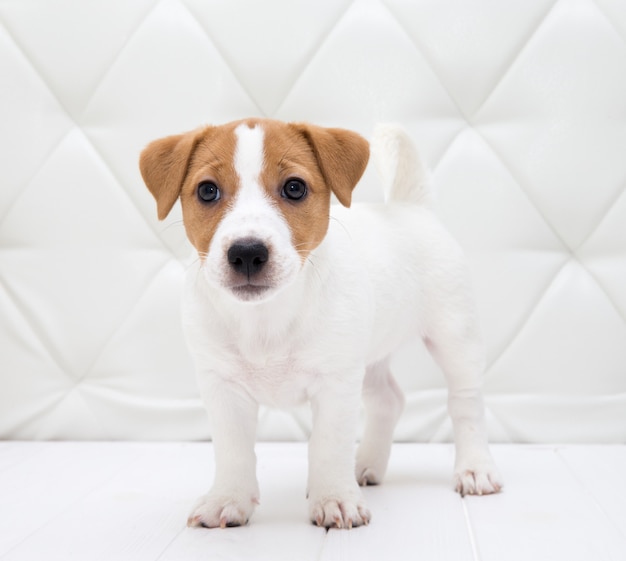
[140,119,369,303]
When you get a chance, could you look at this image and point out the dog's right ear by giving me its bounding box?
[139,130,202,220]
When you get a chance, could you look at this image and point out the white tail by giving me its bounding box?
[371,124,432,206]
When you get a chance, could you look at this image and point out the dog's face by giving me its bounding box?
[140,119,369,302]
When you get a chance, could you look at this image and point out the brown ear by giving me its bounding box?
[139,129,202,220]
[296,124,369,207]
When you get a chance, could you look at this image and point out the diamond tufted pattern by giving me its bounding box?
[1,0,625,441]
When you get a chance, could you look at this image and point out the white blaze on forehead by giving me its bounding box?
[234,123,265,193]
[227,122,290,238]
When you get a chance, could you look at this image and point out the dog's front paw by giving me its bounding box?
[309,487,371,529]
[187,490,259,529]
[454,458,503,497]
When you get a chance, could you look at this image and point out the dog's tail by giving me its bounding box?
[371,124,432,206]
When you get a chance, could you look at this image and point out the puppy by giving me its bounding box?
[140,118,502,529]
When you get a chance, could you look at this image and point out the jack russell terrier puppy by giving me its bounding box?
[140,118,502,530]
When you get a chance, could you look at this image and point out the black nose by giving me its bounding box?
[227,239,269,278]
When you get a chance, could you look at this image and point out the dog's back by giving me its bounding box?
[330,125,469,364]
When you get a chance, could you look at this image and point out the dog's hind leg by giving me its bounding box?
[355,357,405,486]
[423,318,503,496]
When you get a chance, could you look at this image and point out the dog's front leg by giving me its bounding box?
[307,377,371,528]
[188,375,259,528]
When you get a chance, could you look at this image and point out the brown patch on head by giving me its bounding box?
[177,123,241,256]
[258,120,370,260]
[257,121,331,260]
[140,121,243,256]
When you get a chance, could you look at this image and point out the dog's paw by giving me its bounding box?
[454,460,503,497]
[355,465,382,486]
[355,448,389,486]
[187,491,259,529]
[309,489,371,529]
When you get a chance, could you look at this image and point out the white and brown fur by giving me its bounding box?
[140,118,502,529]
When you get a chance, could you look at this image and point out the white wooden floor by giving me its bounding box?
[1,442,625,561]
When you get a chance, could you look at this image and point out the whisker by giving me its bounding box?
[183,251,208,273]
[161,219,185,233]
[328,215,354,242]
[185,258,201,272]
[291,249,323,286]
[306,256,323,286]
[329,215,349,232]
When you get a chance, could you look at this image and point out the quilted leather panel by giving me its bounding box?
[1,0,624,442]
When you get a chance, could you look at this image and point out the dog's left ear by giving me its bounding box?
[139,129,202,220]
[296,124,369,207]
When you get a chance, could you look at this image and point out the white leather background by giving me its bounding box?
[1,0,625,442]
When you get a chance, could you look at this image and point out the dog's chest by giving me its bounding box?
[225,332,320,407]
[238,359,313,407]
[194,300,326,407]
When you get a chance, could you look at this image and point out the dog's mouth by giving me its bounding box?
[229,282,273,302]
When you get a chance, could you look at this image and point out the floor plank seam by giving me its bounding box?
[154,524,188,561]
[314,526,331,561]
[555,447,626,541]
[461,498,482,561]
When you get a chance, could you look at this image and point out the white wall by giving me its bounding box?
[1,0,625,442]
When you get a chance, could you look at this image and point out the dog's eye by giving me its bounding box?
[197,181,220,203]
[281,179,307,201]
